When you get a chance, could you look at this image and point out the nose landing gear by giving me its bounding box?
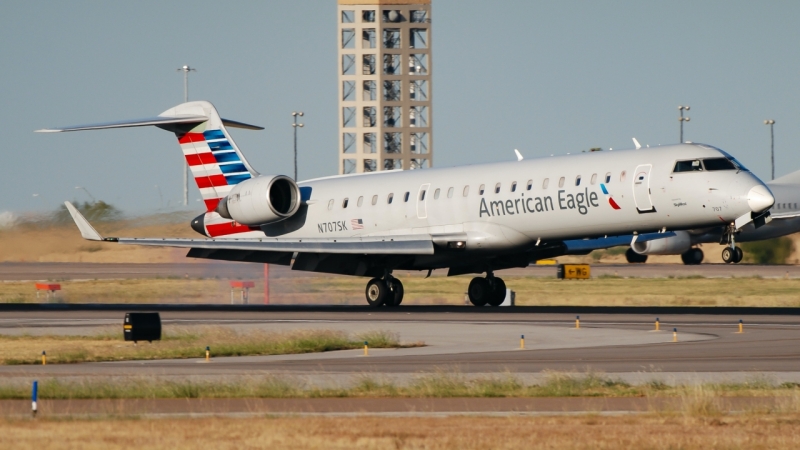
[467,273,507,307]
[720,224,744,264]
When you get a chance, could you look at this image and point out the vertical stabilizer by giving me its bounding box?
[159,101,260,212]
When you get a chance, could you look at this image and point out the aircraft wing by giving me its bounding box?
[768,212,800,220]
[563,232,677,254]
[64,202,434,255]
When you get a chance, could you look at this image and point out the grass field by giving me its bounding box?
[4,275,800,307]
[0,327,410,365]
[1,371,797,400]
[3,414,800,449]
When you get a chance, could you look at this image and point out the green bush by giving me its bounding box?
[740,237,795,264]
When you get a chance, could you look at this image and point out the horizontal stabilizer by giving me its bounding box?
[36,115,210,133]
[221,118,264,130]
[63,201,104,241]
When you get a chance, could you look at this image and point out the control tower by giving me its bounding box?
[337,0,432,174]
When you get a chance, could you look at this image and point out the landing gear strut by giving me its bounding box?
[365,274,404,307]
[720,224,744,264]
[467,273,506,307]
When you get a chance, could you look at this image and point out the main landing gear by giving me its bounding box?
[720,224,743,264]
[365,274,404,307]
[467,273,507,307]
[680,248,704,265]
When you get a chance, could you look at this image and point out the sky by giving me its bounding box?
[1,1,798,216]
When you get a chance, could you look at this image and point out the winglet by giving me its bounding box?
[64,202,104,241]
[514,149,523,161]
[632,138,642,150]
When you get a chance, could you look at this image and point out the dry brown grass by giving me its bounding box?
[0,221,195,264]
[5,275,800,307]
[2,414,800,449]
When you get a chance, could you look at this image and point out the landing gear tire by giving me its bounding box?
[487,277,506,307]
[625,248,648,264]
[365,278,389,307]
[733,247,744,264]
[722,247,734,264]
[680,248,704,265]
[467,277,492,307]
[385,279,404,307]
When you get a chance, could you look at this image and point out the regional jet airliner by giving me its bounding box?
[38,101,774,306]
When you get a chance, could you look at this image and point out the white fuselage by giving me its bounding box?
[208,144,770,258]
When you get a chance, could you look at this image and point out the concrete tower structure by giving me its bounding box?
[337,0,432,174]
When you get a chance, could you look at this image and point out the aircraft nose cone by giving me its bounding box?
[747,185,774,213]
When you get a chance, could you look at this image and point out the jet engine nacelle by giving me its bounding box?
[631,230,692,255]
[215,175,301,226]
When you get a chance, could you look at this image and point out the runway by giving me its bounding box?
[2,310,800,385]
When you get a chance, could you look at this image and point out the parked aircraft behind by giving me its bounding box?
[615,169,800,264]
[38,101,774,306]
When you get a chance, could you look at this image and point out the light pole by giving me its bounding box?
[765,119,776,180]
[74,186,96,202]
[292,111,304,180]
[177,65,197,206]
[678,106,690,143]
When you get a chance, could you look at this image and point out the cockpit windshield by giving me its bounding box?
[673,160,703,172]
[673,156,749,173]
[702,158,737,171]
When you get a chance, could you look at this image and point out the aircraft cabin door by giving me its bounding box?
[416,183,430,219]
[632,164,656,213]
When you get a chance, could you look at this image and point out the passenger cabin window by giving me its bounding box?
[511,181,517,192]
[673,160,703,172]
[605,173,611,183]
[702,158,737,171]
[371,195,378,205]
[575,175,581,186]
[479,184,485,195]
[434,188,441,199]
[558,177,565,188]
[419,190,426,201]
[542,178,549,189]
[447,187,454,198]
[328,199,334,210]
[494,183,501,194]
[620,171,626,182]
[463,186,469,197]
[387,193,394,204]
[590,174,597,185]
[526,180,533,190]
[342,198,349,208]
[404,191,410,202]
[357,196,364,207]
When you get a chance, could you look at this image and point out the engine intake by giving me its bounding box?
[216,175,301,226]
[632,230,692,255]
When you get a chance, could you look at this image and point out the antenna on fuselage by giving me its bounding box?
[632,138,642,149]
[514,149,523,161]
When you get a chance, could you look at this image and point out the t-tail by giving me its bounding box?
[36,101,264,214]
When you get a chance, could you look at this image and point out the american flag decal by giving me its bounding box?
[351,218,364,230]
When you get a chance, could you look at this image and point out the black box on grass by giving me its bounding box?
[123,312,161,343]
